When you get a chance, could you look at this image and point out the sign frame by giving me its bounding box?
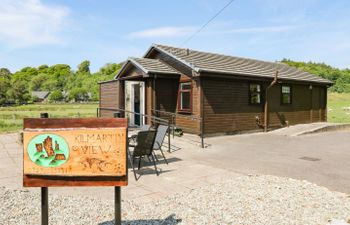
[23,118,128,187]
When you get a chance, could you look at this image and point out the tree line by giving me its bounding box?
[281,59,350,93]
[0,61,122,105]
[0,59,349,105]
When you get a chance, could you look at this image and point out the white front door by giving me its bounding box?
[125,81,145,126]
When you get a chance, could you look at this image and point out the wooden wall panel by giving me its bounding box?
[156,78,178,113]
[99,81,121,118]
[202,77,328,135]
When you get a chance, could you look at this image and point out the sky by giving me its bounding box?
[0,0,349,72]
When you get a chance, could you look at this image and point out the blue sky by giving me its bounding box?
[0,0,349,72]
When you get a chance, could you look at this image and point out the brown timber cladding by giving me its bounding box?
[149,49,202,133]
[99,80,121,118]
[202,77,327,135]
[153,75,201,133]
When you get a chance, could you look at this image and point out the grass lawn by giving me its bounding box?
[327,92,350,123]
[0,103,98,133]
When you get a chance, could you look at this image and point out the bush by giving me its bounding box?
[49,90,64,102]
[68,88,89,102]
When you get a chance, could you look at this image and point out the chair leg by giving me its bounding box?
[138,156,142,170]
[159,147,168,165]
[153,151,159,161]
[127,149,138,181]
[150,154,159,176]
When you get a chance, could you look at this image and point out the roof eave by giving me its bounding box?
[98,79,119,84]
[114,58,150,80]
[146,44,200,72]
[113,61,129,79]
[148,71,180,76]
[128,58,150,74]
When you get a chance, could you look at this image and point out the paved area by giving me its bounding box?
[1,128,350,204]
[0,132,239,203]
[202,130,350,194]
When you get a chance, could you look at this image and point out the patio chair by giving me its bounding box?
[129,124,151,143]
[152,125,169,164]
[128,130,158,180]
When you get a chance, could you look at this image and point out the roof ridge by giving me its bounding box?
[153,43,288,67]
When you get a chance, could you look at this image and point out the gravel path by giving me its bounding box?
[2,175,350,225]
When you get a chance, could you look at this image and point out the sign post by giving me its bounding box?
[40,112,49,225]
[115,186,121,225]
[23,117,128,225]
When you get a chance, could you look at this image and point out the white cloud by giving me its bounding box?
[127,26,197,39]
[0,0,69,48]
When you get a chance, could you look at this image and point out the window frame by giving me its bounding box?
[177,82,192,113]
[281,85,292,105]
[248,83,263,105]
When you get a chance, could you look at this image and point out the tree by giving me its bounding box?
[41,79,58,91]
[0,76,10,105]
[7,80,30,104]
[30,73,48,91]
[49,90,64,102]
[0,61,124,104]
[38,64,49,73]
[77,60,90,74]
[68,88,89,102]
[0,68,12,77]
[47,64,72,90]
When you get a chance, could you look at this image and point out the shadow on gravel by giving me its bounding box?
[99,213,182,225]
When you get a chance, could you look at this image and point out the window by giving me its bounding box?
[178,82,191,112]
[281,85,292,104]
[249,84,262,104]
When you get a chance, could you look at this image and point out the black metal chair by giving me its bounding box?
[129,124,151,143]
[153,125,169,164]
[128,130,158,180]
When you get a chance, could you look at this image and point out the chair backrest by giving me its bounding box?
[153,125,168,150]
[140,124,151,131]
[133,130,156,157]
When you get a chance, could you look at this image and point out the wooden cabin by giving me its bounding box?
[99,44,332,136]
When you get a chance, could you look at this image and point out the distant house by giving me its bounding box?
[99,44,332,136]
[31,91,50,102]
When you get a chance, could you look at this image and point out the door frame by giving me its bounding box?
[125,81,145,126]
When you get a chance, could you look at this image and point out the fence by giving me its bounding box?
[97,107,173,151]
[151,109,204,148]
[97,107,205,148]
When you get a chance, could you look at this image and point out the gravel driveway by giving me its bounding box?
[2,175,350,225]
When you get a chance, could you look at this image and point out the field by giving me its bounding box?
[327,92,350,123]
[0,103,98,133]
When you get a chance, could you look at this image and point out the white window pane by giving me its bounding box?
[250,84,260,92]
[250,93,261,104]
[282,86,290,93]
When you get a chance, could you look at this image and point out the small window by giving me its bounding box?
[249,84,262,104]
[281,85,292,104]
[178,82,191,112]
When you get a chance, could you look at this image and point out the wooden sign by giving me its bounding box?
[23,118,128,187]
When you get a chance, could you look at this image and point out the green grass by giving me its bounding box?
[327,92,350,123]
[0,103,98,133]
